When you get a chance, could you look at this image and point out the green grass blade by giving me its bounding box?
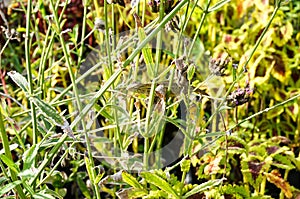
[22,144,39,170]
[0,180,22,196]
[208,0,231,12]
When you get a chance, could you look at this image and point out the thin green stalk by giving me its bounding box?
[203,1,282,132]
[143,137,150,169]
[229,93,300,131]
[48,1,101,197]
[25,0,38,145]
[104,0,121,155]
[36,142,77,187]
[141,0,146,26]
[0,110,26,198]
[77,0,88,69]
[260,174,267,195]
[93,0,101,18]
[143,0,165,169]
[38,0,68,92]
[187,0,211,59]
[123,0,188,67]
[29,134,68,186]
[180,170,187,196]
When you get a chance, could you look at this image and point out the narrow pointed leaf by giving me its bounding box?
[30,96,64,126]
[208,0,231,12]
[8,71,29,93]
[140,172,179,199]
[23,144,39,170]
[0,180,22,196]
[122,171,144,190]
[183,178,225,198]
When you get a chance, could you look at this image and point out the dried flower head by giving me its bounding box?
[226,85,253,107]
[209,57,230,76]
[94,18,105,32]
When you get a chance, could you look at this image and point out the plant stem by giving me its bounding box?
[25,0,38,146]
[123,0,188,67]
[0,110,26,198]
[203,2,282,132]
[229,93,300,131]
[48,0,101,197]
[187,0,211,59]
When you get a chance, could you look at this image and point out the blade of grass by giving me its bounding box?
[0,110,26,198]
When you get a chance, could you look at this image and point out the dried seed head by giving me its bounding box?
[155,84,166,99]
[94,18,105,31]
[226,85,253,107]
[209,57,230,76]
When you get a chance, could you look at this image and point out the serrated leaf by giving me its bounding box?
[145,190,168,198]
[183,178,225,198]
[264,172,293,198]
[122,171,144,190]
[272,154,295,170]
[140,172,179,199]
[7,71,29,93]
[208,0,231,12]
[128,188,148,198]
[0,180,22,196]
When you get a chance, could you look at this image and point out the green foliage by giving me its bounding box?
[0,0,299,198]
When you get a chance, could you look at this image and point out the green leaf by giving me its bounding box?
[128,188,149,198]
[272,154,295,170]
[77,175,92,199]
[140,172,179,199]
[23,144,39,170]
[33,193,56,199]
[208,0,231,12]
[137,27,155,79]
[0,176,8,185]
[183,178,225,198]
[84,156,96,185]
[122,171,144,190]
[7,71,29,93]
[30,96,64,126]
[18,169,36,179]
[94,172,105,185]
[144,190,168,198]
[0,154,20,174]
[187,64,195,81]
[0,180,22,196]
